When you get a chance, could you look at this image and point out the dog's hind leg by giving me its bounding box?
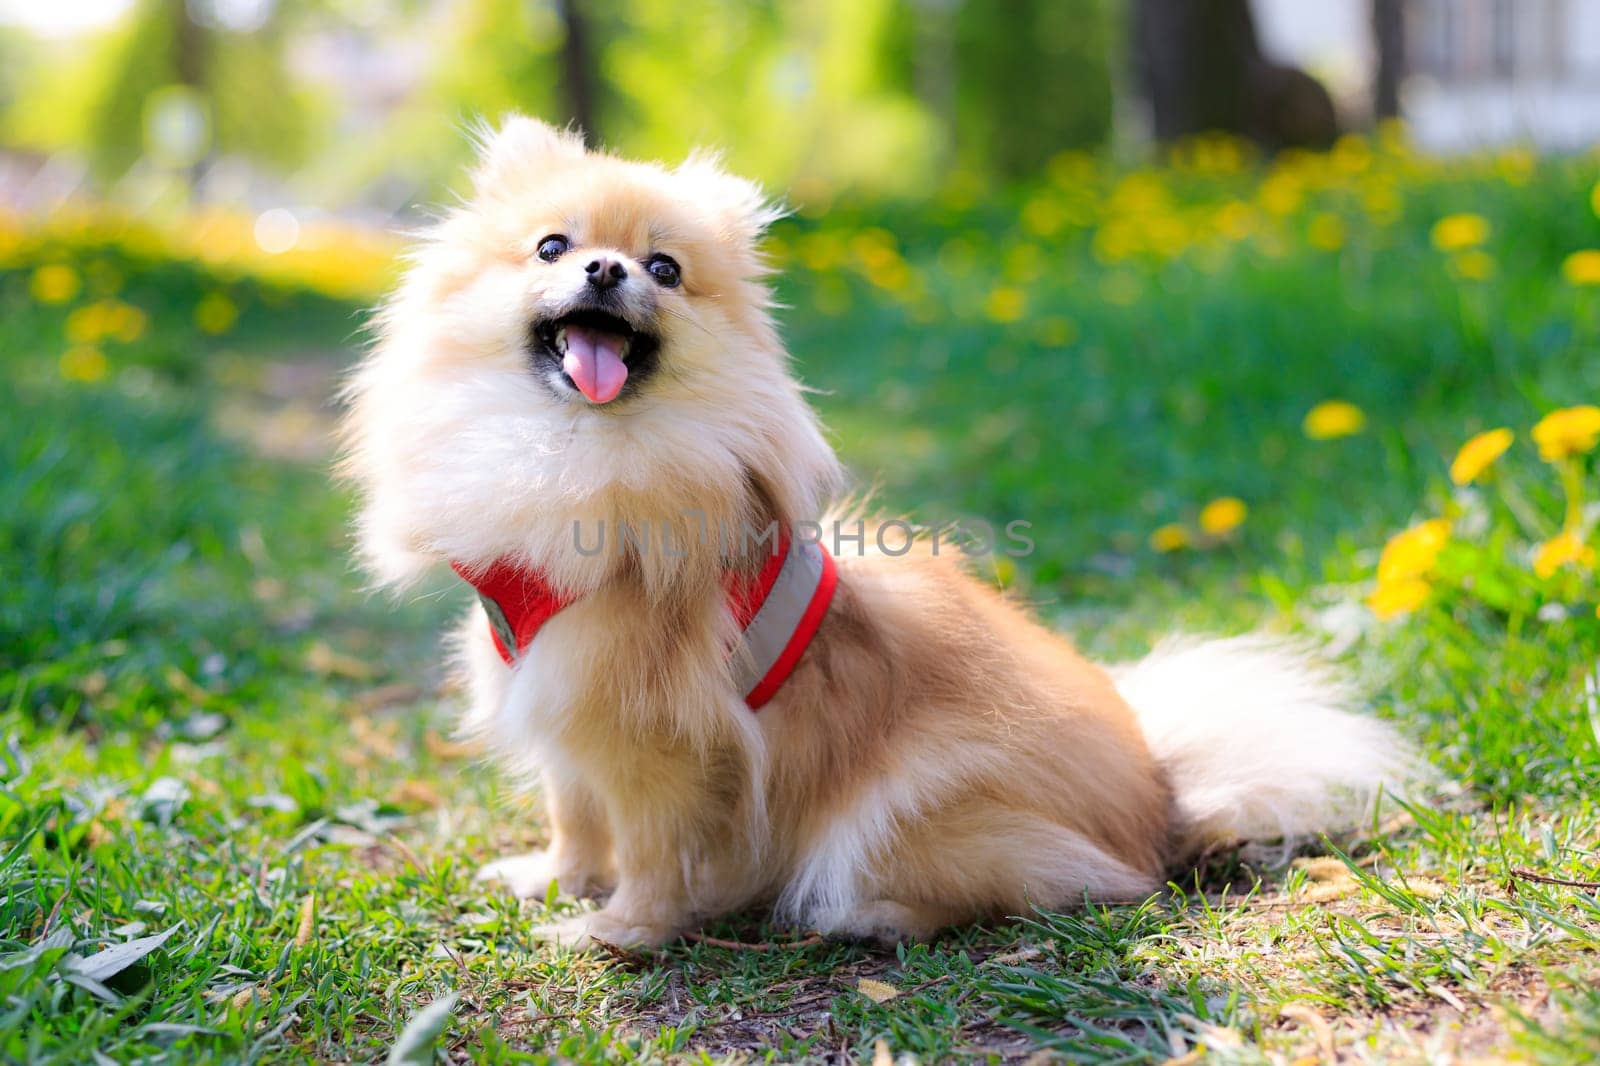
[798,801,1161,945]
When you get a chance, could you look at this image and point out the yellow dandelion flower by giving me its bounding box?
[1149,523,1190,553]
[1258,173,1302,215]
[59,346,108,383]
[851,229,911,291]
[1430,213,1489,252]
[195,292,239,335]
[1092,223,1139,263]
[1198,497,1248,537]
[1533,530,1595,579]
[1303,400,1367,440]
[1306,213,1345,251]
[984,286,1027,323]
[1376,518,1452,584]
[30,263,81,304]
[1562,250,1600,286]
[1452,250,1495,280]
[0,215,20,266]
[1332,134,1372,174]
[65,302,109,344]
[1367,577,1431,620]
[1020,196,1065,238]
[1449,427,1513,485]
[64,299,148,345]
[1213,201,1255,241]
[798,233,843,272]
[1532,405,1600,462]
[866,259,913,293]
[991,554,1017,586]
[110,302,148,343]
[1142,214,1191,258]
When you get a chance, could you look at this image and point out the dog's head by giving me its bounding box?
[345,117,840,588]
[456,117,784,408]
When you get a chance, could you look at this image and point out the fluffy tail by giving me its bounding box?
[1112,636,1413,858]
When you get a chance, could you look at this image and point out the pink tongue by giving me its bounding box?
[560,325,629,404]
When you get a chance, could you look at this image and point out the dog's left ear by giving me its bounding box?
[675,151,785,248]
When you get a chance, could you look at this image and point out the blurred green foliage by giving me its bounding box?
[2,0,1118,203]
[430,0,565,138]
[97,2,314,177]
[8,0,316,180]
[594,0,938,198]
[428,0,1118,195]
[0,27,25,115]
[947,0,1116,177]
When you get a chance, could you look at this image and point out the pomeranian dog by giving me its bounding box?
[340,116,1410,949]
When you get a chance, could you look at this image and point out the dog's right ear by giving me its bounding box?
[469,114,587,196]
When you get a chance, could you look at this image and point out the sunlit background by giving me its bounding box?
[3,0,1600,609]
[4,0,1600,216]
[6,4,1600,1062]
[3,0,1599,599]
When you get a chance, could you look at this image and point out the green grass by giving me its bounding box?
[4,142,1600,1063]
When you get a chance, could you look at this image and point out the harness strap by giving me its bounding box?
[451,530,837,711]
[728,533,838,709]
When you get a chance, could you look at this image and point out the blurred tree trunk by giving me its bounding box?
[1133,0,1257,140]
[1372,0,1405,120]
[1132,0,1339,149]
[171,0,207,188]
[921,0,1113,178]
[555,0,598,143]
[171,0,206,90]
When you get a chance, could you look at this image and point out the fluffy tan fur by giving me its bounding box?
[340,116,1409,948]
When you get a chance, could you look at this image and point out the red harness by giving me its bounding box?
[451,531,837,710]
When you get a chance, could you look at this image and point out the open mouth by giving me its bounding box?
[531,309,660,405]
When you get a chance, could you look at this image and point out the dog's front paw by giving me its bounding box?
[476,850,611,900]
[530,910,677,952]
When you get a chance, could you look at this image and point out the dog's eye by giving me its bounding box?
[536,235,570,262]
[645,254,681,288]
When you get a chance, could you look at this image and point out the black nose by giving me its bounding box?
[585,256,627,290]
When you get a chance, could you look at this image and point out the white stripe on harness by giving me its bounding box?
[732,535,830,706]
